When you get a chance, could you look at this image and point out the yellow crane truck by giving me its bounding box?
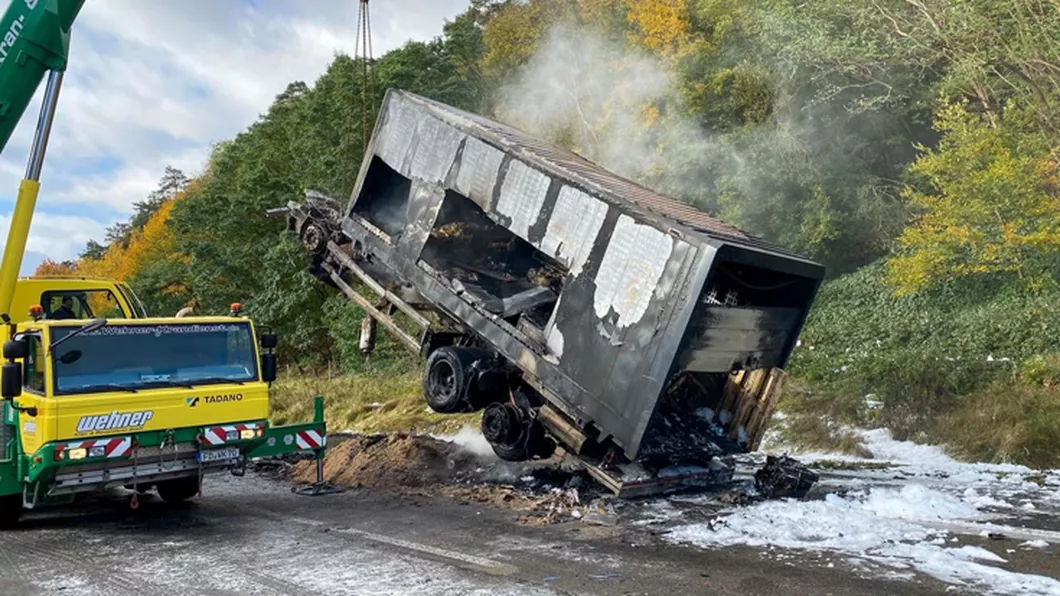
[0,1,332,528]
[0,312,330,528]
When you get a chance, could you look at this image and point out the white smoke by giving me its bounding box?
[435,424,496,460]
[494,23,717,197]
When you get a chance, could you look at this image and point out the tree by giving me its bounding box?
[887,99,1060,294]
[128,166,189,232]
[34,259,76,276]
[79,240,107,261]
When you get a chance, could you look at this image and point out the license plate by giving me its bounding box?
[198,447,240,463]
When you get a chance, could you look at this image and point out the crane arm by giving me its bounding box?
[0,0,83,153]
[0,0,85,317]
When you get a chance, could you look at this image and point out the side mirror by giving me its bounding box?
[260,353,277,383]
[260,333,278,350]
[2,339,27,360]
[1,362,22,400]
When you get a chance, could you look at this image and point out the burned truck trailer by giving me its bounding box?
[274,89,825,496]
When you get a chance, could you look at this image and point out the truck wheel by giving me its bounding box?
[156,477,199,503]
[423,347,485,413]
[481,403,555,462]
[0,495,21,530]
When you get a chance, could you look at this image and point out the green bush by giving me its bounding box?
[321,295,420,376]
[780,260,1060,464]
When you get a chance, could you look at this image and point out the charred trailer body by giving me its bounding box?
[276,90,825,496]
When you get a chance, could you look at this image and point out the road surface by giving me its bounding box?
[2,424,1059,596]
[0,468,1018,596]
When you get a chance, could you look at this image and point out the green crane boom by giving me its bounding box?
[0,0,85,317]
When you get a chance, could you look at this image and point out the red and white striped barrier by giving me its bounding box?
[56,436,131,459]
[295,429,326,450]
[202,423,263,446]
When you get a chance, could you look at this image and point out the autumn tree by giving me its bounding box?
[887,100,1060,294]
[33,259,77,276]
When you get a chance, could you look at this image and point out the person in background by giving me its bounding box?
[175,299,200,318]
[51,296,77,320]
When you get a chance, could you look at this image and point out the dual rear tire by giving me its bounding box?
[423,346,556,462]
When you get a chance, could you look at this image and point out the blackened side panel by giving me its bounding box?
[545,208,701,457]
[598,239,697,455]
[621,241,711,457]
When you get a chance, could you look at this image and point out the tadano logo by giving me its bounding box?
[76,410,154,434]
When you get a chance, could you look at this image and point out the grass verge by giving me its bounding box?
[269,373,480,435]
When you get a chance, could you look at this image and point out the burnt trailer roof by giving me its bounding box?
[372,90,809,262]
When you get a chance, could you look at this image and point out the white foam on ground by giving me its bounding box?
[433,425,497,459]
[666,427,1060,594]
[666,485,1060,595]
[768,427,1060,512]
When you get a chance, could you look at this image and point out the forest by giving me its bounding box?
[37,0,1060,467]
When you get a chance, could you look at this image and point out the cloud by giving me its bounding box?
[0,211,108,270]
[0,0,468,263]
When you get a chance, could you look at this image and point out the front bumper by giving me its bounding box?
[25,399,329,502]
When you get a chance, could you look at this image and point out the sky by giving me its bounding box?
[0,0,470,274]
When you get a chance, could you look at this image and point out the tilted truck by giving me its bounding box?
[273,90,826,496]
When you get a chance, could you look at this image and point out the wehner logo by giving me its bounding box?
[76,410,154,434]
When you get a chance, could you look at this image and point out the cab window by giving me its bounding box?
[23,335,45,394]
[41,290,125,320]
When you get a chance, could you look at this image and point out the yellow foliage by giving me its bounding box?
[33,259,77,277]
[482,0,578,77]
[887,100,1060,295]
[34,190,189,291]
[626,0,693,58]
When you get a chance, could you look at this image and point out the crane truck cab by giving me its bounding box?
[10,277,148,321]
[0,313,328,528]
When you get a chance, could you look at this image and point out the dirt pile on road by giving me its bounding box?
[290,433,480,490]
[287,432,599,523]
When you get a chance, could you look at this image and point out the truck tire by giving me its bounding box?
[423,347,487,413]
[0,495,21,530]
[481,403,556,462]
[156,477,199,503]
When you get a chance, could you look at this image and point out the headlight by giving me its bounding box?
[225,430,239,441]
[89,445,106,458]
[67,448,87,460]
[240,429,256,440]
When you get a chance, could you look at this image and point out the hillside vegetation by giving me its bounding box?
[39,1,1060,466]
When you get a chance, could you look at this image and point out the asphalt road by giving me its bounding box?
[0,469,974,596]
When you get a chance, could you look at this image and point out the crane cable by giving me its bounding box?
[354,0,375,150]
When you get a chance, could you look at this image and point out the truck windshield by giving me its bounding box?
[50,322,258,395]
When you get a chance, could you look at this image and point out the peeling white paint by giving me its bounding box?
[377,100,415,174]
[546,325,565,358]
[409,115,463,184]
[541,186,608,277]
[593,215,673,328]
[497,161,550,239]
[454,137,504,210]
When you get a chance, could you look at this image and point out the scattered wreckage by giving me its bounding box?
[271,89,825,498]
